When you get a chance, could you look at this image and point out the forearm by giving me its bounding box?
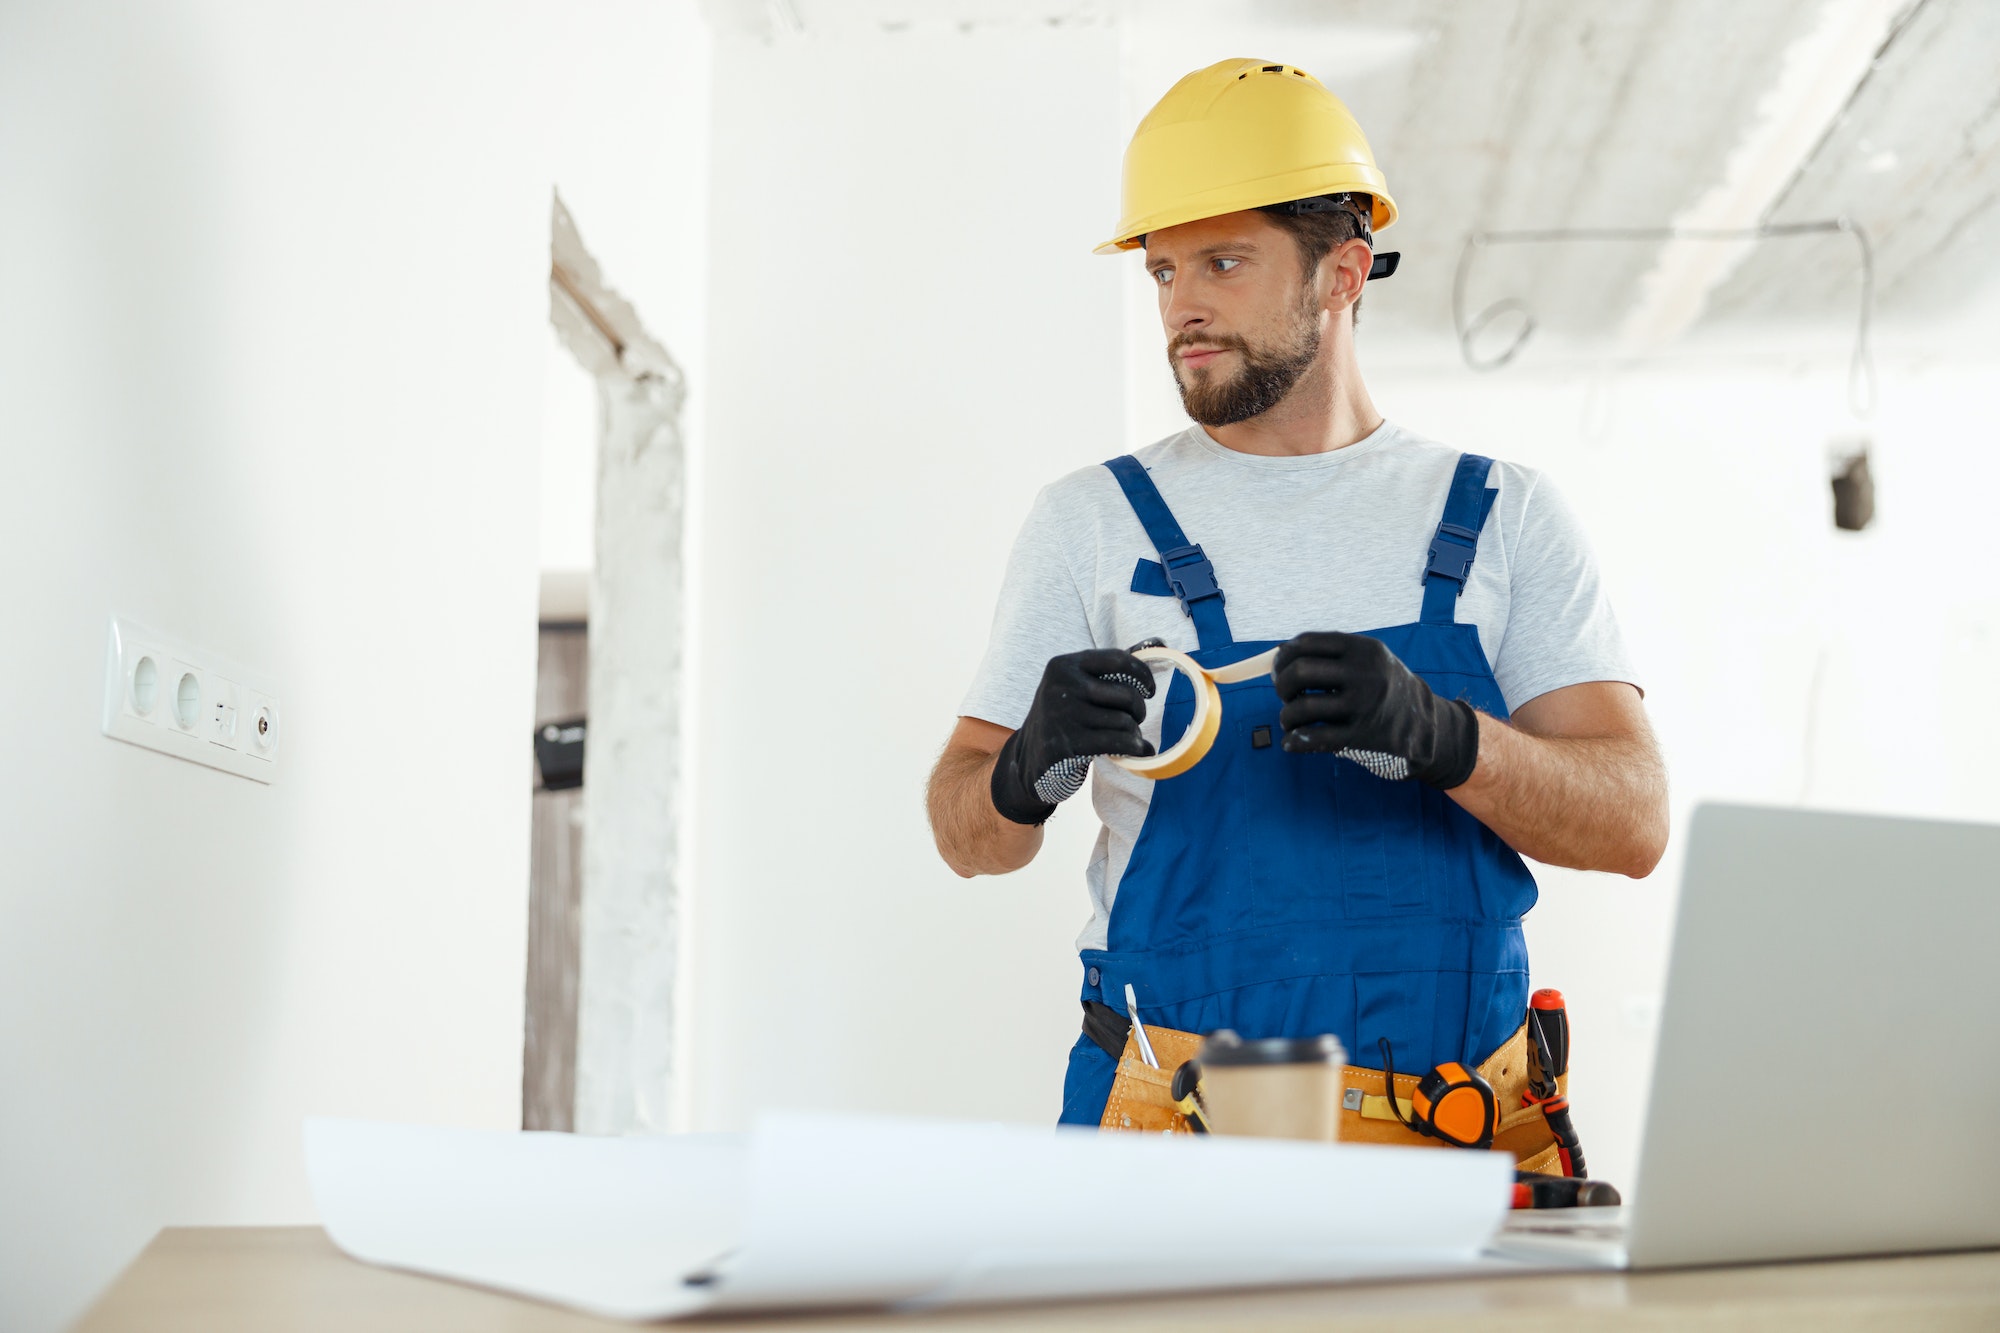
[1447,712,1668,877]
[927,743,1044,878]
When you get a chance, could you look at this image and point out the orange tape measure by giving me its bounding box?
[1378,1038,1498,1151]
[1407,1061,1497,1150]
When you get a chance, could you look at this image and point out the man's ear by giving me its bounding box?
[1322,238,1372,314]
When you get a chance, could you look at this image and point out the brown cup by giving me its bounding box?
[1194,1030,1349,1142]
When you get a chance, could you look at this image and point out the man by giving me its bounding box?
[926,60,1667,1165]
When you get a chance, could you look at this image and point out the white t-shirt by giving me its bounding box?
[959,420,1640,952]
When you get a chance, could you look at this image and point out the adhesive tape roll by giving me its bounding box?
[1109,646,1280,782]
[1110,646,1219,780]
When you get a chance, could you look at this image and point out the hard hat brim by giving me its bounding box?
[1096,180,1398,256]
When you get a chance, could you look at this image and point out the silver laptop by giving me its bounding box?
[1493,802,2000,1269]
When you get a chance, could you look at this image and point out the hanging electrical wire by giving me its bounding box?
[1450,218,1877,418]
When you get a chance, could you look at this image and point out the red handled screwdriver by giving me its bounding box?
[1525,988,1588,1179]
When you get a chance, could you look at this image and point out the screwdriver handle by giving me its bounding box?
[1525,989,1585,1177]
[1512,1170,1621,1209]
[1529,988,1569,1087]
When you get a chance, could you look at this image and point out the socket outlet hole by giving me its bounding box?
[132,656,158,715]
[253,705,275,750]
[174,672,201,729]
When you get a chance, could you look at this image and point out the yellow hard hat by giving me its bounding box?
[1097,58,1398,256]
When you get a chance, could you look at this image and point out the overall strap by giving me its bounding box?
[1420,453,1501,625]
[1104,455,1234,650]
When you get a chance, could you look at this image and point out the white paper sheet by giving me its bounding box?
[305,1119,746,1319]
[306,1112,1514,1321]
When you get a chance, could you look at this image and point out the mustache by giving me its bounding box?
[1169,332,1250,358]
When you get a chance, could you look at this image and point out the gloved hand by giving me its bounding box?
[990,647,1157,826]
[1272,632,1480,789]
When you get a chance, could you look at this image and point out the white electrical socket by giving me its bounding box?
[123,642,165,722]
[242,689,280,761]
[102,617,279,783]
[208,677,242,750]
[165,657,203,732]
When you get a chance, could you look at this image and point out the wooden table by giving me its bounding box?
[74,1227,2000,1332]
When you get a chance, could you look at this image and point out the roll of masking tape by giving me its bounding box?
[1111,646,1279,781]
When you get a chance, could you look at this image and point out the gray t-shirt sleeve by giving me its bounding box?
[1492,470,1642,710]
[958,487,1096,729]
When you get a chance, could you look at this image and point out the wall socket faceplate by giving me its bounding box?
[101,616,280,783]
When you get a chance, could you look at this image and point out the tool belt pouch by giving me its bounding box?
[1337,1021,1570,1173]
[1094,1009,1571,1172]
[1098,1024,1205,1135]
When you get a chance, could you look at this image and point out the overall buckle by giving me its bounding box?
[1160,543,1223,614]
[1425,522,1480,586]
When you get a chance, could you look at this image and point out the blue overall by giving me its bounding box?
[1058,452,1540,1126]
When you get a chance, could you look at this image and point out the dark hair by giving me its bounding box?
[1258,193,1373,326]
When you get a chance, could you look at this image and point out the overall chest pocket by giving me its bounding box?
[1330,761,1431,916]
[1233,697,1432,923]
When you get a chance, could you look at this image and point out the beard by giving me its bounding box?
[1169,292,1322,428]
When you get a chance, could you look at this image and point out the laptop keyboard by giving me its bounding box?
[1501,1206,1626,1241]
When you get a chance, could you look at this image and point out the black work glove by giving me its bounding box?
[1271,631,1480,789]
[990,647,1157,826]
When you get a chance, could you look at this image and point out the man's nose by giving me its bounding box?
[1162,281,1210,333]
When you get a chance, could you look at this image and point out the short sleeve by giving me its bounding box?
[958,488,1097,729]
[1492,472,1642,710]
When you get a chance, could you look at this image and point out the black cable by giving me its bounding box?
[1377,1037,1420,1132]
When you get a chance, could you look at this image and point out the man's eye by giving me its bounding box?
[1212,257,1241,273]
[1152,267,1174,286]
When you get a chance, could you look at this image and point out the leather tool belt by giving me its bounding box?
[1084,1002,1570,1175]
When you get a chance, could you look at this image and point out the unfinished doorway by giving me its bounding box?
[523,194,687,1134]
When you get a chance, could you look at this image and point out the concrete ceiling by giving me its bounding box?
[699,0,2000,350]
[1704,0,2000,326]
[1131,0,1841,351]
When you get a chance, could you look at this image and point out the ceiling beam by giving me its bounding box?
[1616,0,1923,353]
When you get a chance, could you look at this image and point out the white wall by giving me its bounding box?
[540,325,600,583]
[537,0,713,630]
[9,7,1991,1323]
[693,16,2000,1190]
[690,15,1923,1148]
[689,22,1127,1132]
[535,0,712,1127]
[541,0,711,400]
[0,3,708,1329]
